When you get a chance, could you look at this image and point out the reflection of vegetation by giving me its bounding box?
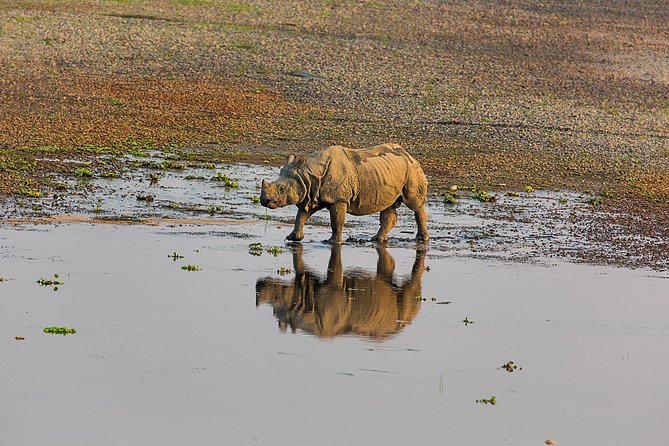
[462,317,474,326]
[476,396,497,405]
[256,245,426,339]
[277,267,292,276]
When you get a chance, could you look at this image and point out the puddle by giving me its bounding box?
[1,155,668,444]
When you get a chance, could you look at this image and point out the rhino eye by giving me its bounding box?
[279,185,286,193]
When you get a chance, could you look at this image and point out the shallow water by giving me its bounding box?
[2,157,668,444]
[1,219,668,445]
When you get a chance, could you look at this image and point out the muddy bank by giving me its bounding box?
[2,155,666,270]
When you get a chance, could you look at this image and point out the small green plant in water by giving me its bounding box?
[250,196,261,204]
[476,396,497,405]
[208,205,222,214]
[74,168,93,178]
[168,252,184,261]
[277,267,292,276]
[524,185,535,193]
[137,194,154,202]
[443,193,458,205]
[17,188,41,198]
[501,361,523,373]
[248,242,263,256]
[212,172,239,188]
[590,197,603,207]
[475,191,496,202]
[463,317,475,326]
[148,160,185,170]
[0,277,5,283]
[181,265,201,271]
[37,274,63,291]
[55,182,68,190]
[267,246,283,256]
[43,326,76,335]
[505,191,518,197]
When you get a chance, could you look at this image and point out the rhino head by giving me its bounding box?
[260,154,307,209]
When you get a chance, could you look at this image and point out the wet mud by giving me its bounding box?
[2,152,660,268]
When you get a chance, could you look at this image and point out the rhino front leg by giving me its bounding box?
[287,208,317,241]
[326,202,347,245]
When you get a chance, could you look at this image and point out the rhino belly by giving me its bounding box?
[348,156,408,215]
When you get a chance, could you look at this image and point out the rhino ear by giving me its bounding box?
[284,153,306,170]
[261,179,267,188]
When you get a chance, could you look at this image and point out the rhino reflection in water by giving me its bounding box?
[255,245,426,340]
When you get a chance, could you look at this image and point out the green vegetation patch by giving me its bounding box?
[181,265,201,271]
[475,191,496,202]
[74,168,94,178]
[248,242,263,256]
[476,396,497,405]
[17,188,41,198]
[267,246,283,256]
[37,274,64,290]
[443,193,459,205]
[43,326,76,335]
[501,361,523,372]
[211,172,239,187]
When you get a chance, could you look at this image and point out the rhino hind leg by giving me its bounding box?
[412,207,430,243]
[372,206,398,243]
[402,174,430,243]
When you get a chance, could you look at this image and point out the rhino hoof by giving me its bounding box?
[415,234,429,244]
[286,232,304,242]
[323,238,343,245]
[371,235,388,243]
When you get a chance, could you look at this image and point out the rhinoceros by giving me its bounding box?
[260,143,429,244]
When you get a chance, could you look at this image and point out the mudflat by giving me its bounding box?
[1,0,668,267]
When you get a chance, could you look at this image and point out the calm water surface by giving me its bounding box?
[1,221,668,446]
